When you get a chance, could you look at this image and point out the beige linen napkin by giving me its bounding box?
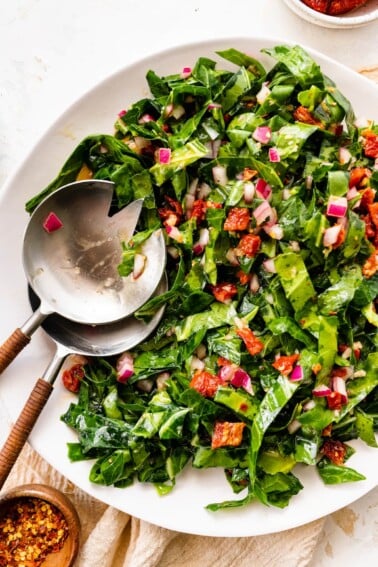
[2,442,324,567]
[2,65,377,567]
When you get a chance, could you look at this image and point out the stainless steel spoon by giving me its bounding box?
[0,179,166,373]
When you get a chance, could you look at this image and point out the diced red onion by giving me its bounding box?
[138,113,155,123]
[303,399,316,411]
[156,372,171,390]
[136,379,154,393]
[158,147,171,164]
[290,364,304,382]
[262,258,276,273]
[347,187,359,200]
[323,224,342,247]
[164,103,174,117]
[207,102,222,110]
[116,352,134,382]
[218,364,236,382]
[332,376,348,404]
[326,196,348,218]
[354,116,369,129]
[338,147,352,165]
[133,253,146,280]
[212,165,228,186]
[249,273,260,293]
[264,224,283,240]
[243,181,255,204]
[133,136,150,151]
[289,240,300,252]
[256,82,271,105]
[118,109,127,118]
[190,356,205,371]
[181,66,192,79]
[287,419,302,434]
[305,175,313,190]
[268,147,281,163]
[167,245,180,259]
[312,384,332,397]
[255,178,272,200]
[226,247,239,266]
[43,212,63,233]
[197,182,212,199]
[231,368,253,394]
[193,228,210,256]
[172,104,185,119]
[166,225,183,243]
[253,200,273,226]
[185,193,195,218]
[252,126,272,144]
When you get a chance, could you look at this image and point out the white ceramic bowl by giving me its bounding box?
[283,0,378,28]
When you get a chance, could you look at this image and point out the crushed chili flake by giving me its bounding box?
[0,497,69,567]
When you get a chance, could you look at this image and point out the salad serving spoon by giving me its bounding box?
[0,275,167,489]
[0,179,166,373]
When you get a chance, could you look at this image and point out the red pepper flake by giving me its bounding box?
[0,497,69,567]
[321,439,348,465]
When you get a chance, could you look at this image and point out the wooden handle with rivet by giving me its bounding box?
[0,378,53,489]
[0,328,31,374]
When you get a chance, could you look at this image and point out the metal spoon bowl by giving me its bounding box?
[0,179,166,373]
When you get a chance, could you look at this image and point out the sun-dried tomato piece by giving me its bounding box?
[359,187,376,212]
[362,250,378,278]
[242,168,258,181]
[236,234,261,258]
[62,363,85,393]
[189,370,223,398]
[326,391,346,410]
[236,327,264,356]
[224,207,250,231]
[272,354,300,376]
[349,167,371,189]
[210,282,238,303]
[368,202,378,229]
[211,421,246,449]
[302,0,367,15]
[158,195,183,227]
[293,105,323,127]
[362,129,378,159]
[321,439,348,465]
[190,199,207,224]
[236,270,252,286]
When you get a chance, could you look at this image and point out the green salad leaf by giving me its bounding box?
[27,43,377,512]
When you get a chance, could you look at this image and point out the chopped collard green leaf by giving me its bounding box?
[29,43,377,511]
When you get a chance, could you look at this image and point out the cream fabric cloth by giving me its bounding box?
[1,400,324,567]
[2,65,377,567]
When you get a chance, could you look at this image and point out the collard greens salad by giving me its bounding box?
[27,44,378,511]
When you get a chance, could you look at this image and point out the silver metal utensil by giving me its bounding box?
[0,274,167,489]
[0,179,166,372]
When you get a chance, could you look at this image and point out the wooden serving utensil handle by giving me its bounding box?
[0,328,31,374]
[0,378,53,489]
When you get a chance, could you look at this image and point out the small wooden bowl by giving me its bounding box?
[0,483,80,567]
